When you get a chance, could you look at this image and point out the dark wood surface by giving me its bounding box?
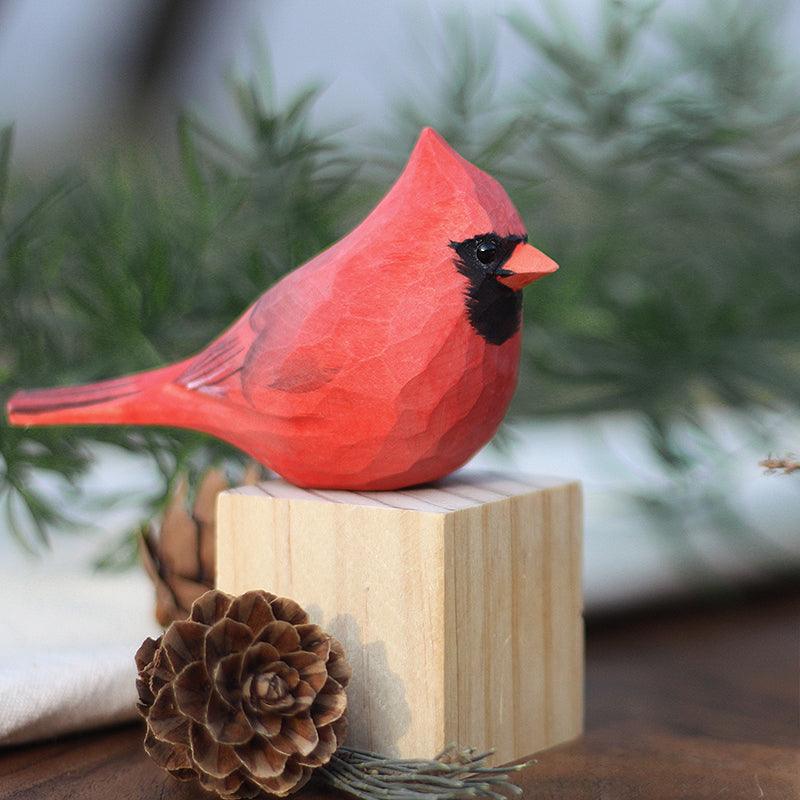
[1,589,798,800]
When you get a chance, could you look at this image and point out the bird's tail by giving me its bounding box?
[6,363,187,428]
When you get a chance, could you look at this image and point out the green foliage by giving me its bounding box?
[1,0,798,558]
[389,1,800,423]
[506,0,800,427]
[0,70,363,550]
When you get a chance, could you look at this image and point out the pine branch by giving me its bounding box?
[760,455,800,476]
[317,745,530,800]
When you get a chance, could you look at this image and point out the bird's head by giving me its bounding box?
[375,128,558,344]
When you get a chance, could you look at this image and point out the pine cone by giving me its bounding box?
[135,589,351,799]
[140,467,259,625]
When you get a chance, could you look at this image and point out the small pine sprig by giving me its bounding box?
[760,455,800,475]
[317,744,530,800]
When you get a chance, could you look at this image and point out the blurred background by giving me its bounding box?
[1,0,799,614]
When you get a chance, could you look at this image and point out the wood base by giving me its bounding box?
[215,471,583,763]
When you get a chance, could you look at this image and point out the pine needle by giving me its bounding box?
[316,745,531,800]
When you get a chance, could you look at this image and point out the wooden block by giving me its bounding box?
[216,471,583,764]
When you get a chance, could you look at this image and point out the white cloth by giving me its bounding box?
[0,570,159,746]
[0,445,161,746]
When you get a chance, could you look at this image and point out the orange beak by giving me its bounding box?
[497,243,559,290]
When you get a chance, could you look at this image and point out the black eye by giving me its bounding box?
[476,239,498,265]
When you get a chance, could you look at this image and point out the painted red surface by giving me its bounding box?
[7,129,557,489]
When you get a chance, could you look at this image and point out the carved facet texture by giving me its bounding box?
[136,589,351,798]
[7,128,557,490]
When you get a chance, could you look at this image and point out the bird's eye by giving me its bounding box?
[476,239,498,265]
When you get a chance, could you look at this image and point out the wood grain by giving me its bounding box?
[1,588,797,800]
[215,471,584,764]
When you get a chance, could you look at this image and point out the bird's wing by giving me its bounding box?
[174,278,343,410]
[174,328,249,397]
[239,281,346,409]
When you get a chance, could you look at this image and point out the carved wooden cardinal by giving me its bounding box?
[7,129,557,490]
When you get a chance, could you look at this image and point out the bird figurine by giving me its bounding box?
[7,129,557,490]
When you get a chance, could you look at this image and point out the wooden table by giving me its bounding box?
[1,588,798,800]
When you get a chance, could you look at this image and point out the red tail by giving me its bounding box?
[6,363,186,427]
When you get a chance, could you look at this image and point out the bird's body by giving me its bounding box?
[7,129,557,490]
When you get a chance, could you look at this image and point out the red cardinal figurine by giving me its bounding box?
[7,129,557,490]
